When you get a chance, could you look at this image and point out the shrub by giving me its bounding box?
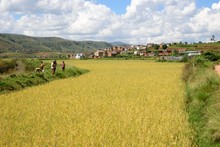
[180,55,189,62]
[0,59,17,74]
[203,52,219,61]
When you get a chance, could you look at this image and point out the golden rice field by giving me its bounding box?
[0,60,194,146]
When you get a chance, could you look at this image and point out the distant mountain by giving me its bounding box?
[111,41,130,46]
[0,33,112,54]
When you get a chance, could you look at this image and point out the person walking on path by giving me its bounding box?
[61,61,65,71]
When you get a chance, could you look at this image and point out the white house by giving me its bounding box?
[75,53,84,59]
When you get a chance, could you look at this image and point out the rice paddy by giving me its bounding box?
[0,60,194,146]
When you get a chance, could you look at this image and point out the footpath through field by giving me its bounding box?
[215,65,220,75]
[0,60,194,146]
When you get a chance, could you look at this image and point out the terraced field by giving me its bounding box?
[0,60,194,146]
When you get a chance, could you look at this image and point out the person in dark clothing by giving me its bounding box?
[40,61,45,72]
[61,61,65,71]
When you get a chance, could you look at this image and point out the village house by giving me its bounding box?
[147,52,155,57]
[159,43,166,48]
[136,45,141,50]
[107,50,117,57]
[186,50,202,56]
[67,54,75,59]
[157,49,171,56]
[166,48,186,55]
[147,43,154,48]
[75,53,86,59]
[141,46,147,50]
[140,52,147,56]
[94,50,104,58]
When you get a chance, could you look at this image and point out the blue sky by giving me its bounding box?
[195,0,220,8]
[96,0,131,14]
[96,0,220,14]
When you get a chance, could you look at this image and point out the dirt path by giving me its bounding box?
[215,65,220,75]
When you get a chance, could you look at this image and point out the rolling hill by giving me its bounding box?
[0,33,113,55]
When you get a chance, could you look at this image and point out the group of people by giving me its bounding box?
[51,60,66,75]
[36,60,65,75]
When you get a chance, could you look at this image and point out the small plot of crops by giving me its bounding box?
[0,60,193,146]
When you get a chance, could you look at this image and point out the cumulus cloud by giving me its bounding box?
[0,0,220,44]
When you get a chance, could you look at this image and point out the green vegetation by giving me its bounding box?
[0,59,89,94]
[170,42,220,52]
[183,56,220,146]
[0,59,18,74]
[0,33,112,58]
[203,51,220,61]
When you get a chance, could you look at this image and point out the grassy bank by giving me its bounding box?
[183,57,220,146]
[0,59,18,74]
[0,59,89,94]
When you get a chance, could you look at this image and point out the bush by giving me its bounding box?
[0,59,17,74]
[180,55,189,62]
[203,52,219,61]
[21,59,42,71]
[0,59,89,94]
[192,56,211,67]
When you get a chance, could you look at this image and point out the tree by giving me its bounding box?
[154,50,159,59]
[145,46,150,53]
[210,35,215,42]
[162,44,168,50]
[203,51,219,61]
[154,44,160,50]
[172,49,178,56]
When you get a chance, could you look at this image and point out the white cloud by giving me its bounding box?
[0,12,16,32]
[212,1,220,10]
[0,0,220,44]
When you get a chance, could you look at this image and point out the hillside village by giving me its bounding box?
[71,43,203,60]
[1,34,219,59]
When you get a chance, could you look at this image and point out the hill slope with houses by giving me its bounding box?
[0,33,220,59]
[90,42,220,59]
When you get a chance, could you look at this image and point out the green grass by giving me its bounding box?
[0,59,89,94]
[183,58,220,146]
[0,33,113,55]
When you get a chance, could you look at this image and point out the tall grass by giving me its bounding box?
[183,57,220,146]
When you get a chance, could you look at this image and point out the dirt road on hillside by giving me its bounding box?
[215,65,220,75]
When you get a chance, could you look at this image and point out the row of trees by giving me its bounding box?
[153,44,168,50]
